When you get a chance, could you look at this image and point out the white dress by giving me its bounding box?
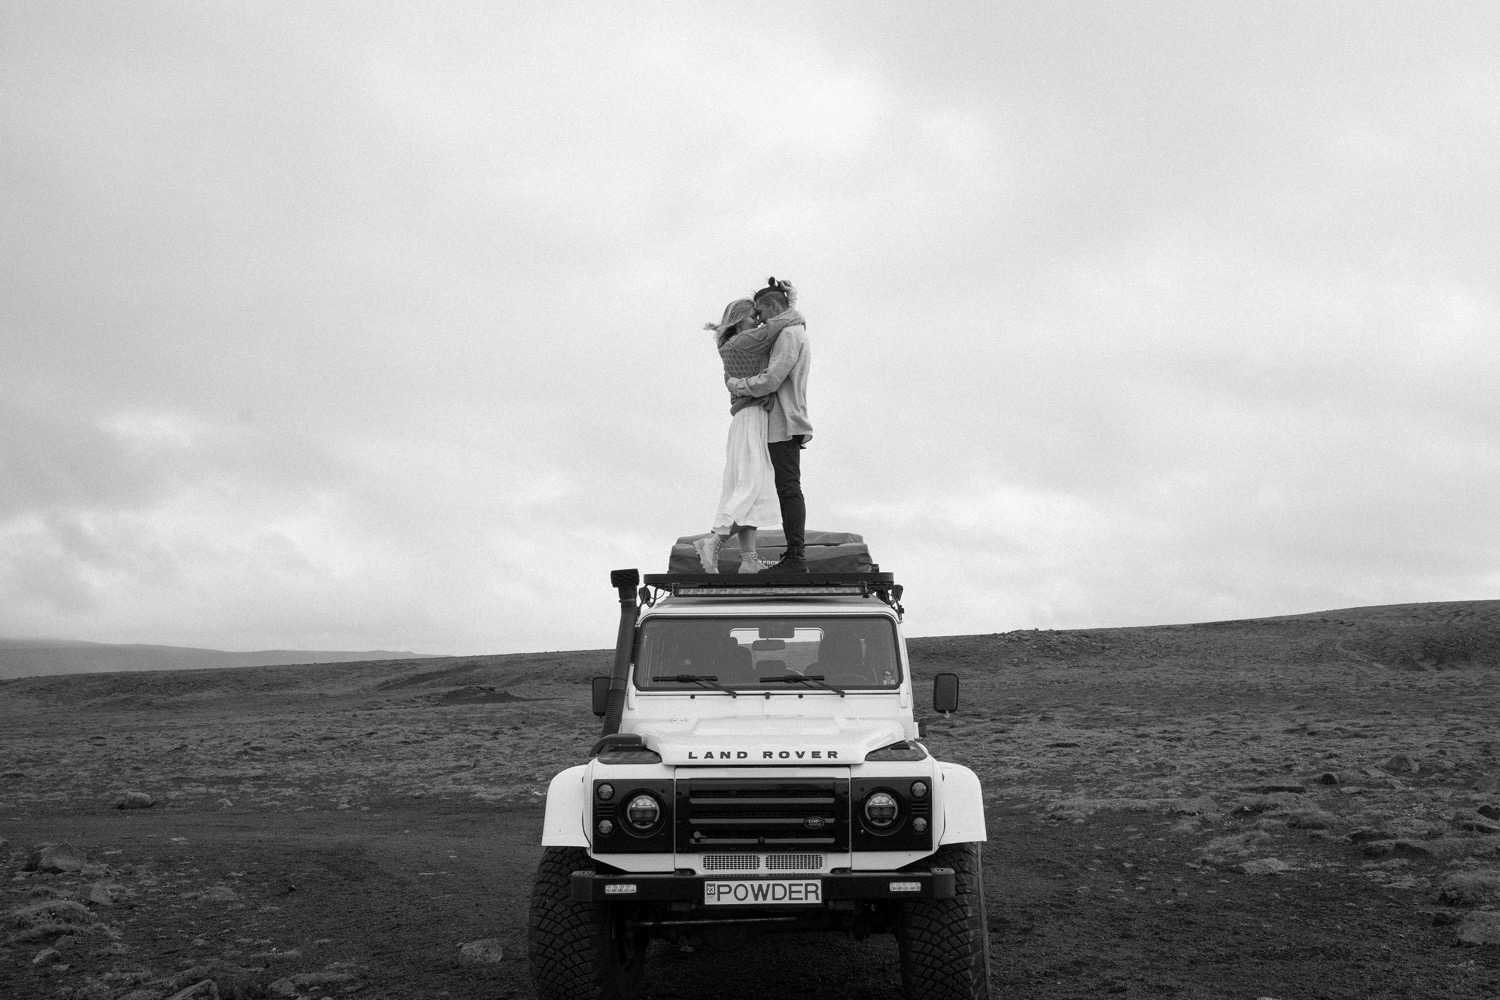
[713,404,781,531]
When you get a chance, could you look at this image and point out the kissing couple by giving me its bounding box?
[694,277,813,574]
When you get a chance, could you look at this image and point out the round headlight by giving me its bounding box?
[597,783,614,801]
[864,791,899,828]
[912,817,928,834]
[597,819,614,836]
[625,793,661,830]
[910,780,929,799]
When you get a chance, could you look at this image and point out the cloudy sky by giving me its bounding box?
[3,3,1497,656]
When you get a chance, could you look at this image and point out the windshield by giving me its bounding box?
[633,616,901,691]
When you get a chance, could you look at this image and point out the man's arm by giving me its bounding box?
[726,326,803,398]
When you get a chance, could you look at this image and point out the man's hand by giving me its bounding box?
[726,376,753,397]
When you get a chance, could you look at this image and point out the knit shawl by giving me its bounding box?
[718,309,804,415]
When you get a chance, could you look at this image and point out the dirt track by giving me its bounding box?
[3,600,1499,998]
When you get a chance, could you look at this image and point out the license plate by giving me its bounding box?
[703,878,823,906]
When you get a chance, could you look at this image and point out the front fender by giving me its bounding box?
[937,762,987,844]
[540,764,590,847]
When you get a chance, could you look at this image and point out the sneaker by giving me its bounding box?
[738,553,769,574]
[692,533,724,573]
[765,554,808,573]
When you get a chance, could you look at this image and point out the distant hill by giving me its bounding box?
[0,638,437,680]
[2,599,1494,701]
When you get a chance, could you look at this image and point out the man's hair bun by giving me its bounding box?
[755,277,789,302]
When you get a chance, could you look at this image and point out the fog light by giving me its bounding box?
[597,783,614,801]
[597,819,614,835]
[625,793,661,830]
[864,791,899,828]
[910,780,929,799]
[912,817,928,833]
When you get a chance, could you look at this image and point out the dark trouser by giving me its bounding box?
[768,436,806,559]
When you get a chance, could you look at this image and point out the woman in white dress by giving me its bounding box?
[693,291,802,573]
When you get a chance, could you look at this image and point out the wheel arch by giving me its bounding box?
[937,761,987,844]
[540,764,590,847]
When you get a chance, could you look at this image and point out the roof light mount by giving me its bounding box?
[637,571,903,619]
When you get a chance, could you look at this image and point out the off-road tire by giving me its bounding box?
[897,841,991,1000]
[528,847,648,1000]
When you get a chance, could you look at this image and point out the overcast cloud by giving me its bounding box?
[3,2,1497,655]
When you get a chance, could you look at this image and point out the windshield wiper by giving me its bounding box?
[663,673,738,698]
[759,674,845,697]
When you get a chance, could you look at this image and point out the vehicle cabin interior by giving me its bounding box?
[634,617,900,689]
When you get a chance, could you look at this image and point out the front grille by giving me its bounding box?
[700,853,827,873]
[677,778,849,852]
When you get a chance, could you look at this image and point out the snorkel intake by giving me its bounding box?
[600,568,640,736]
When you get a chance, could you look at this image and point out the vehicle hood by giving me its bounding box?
[630,716,908,766]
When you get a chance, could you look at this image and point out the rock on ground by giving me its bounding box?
[458,937,505,963]
[77,882,126,907]
[194,884,240,903]
[165,981,220,1000]
[1284,804,1337,829]
[268,969,358,994]
[154,961,257,999]
[25,842,87,872]
[1172,794,1219,815]
[1455,815,1500,834]
[9,897,96,927]
[1437,870,1500,906]
[1455,911,1500,945]
[1383,753,1419,774]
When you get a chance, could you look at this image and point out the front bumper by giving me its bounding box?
[570,867,955,904]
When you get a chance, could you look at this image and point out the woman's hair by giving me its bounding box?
[712,299,756,346]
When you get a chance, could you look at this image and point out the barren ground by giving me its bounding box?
[3,600,1499,999]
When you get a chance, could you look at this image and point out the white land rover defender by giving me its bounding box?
[528,565,989,1000]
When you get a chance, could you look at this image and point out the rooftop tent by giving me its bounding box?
[668,530,873,574]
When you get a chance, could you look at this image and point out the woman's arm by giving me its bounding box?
[720,309,803,353]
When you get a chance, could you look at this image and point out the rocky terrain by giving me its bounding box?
[2,600,1498,998]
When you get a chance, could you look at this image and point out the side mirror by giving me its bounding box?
[932,673,959,715]
[591,676,611,717]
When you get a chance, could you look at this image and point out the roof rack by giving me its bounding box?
[640,572,903,614]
